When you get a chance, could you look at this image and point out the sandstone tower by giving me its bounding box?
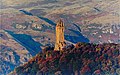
[54,19,66,51]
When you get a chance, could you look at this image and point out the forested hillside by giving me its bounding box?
[11,43,120,75]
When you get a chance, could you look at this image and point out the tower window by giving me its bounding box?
[62,29,63,32]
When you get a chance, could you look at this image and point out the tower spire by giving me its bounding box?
[56,19,64,27]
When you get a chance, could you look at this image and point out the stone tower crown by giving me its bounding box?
[56,19,64,27]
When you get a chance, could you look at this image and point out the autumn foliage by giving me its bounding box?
[15,43,120,75]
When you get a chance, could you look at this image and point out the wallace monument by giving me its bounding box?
[54,19,66,51]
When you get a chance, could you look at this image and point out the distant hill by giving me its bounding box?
[1,0,120,44]
[0,30,32,75]
[10,42,120,75]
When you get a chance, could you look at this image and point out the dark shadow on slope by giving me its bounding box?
[37,16,56,26]
[13,52,20,64]
[72,23,81,32]
[2,61,16,74]
[65,35,89,43]
[65,23,89,43]
[5,30,42,56]
[19,10,33,16]
[93,7,101,12]
[68,29,82,36]
[19,10,56,26]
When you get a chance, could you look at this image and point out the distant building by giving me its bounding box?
[54,19,66,51]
